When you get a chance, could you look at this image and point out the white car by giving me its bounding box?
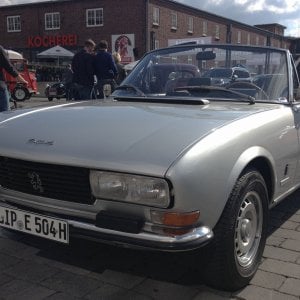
[1,43,300,291]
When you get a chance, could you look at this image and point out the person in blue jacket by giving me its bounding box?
[94,40,118,99]
[71,39,96,100]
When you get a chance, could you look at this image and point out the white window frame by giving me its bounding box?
[237,31,241,44]
[188,16,193,33]
[86,8,103,27]
[215,25,220,40]
[153,7,160,25]
[7,15,21,32]
[154,39,160,49]
[247,33,251,45]
[202,21,207,36]
[171,12,177,30]
[256,36,259,45]
[45,12,60,30]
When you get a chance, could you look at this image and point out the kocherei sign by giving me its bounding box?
[28,34,78,48]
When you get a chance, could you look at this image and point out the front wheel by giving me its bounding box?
[12,86,28,101]
[203,168,269,291]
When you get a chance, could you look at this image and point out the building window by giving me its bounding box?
[237,31,241,44]
[45,12,60,30]
[153,7,160,25]
[86,8,103,27]
[171,12,177,30]
[247,33,251,45]
[188,16,193,33]
[202,21,207,36]
[215,25,220,40]
[255,36,259,45]
[154,39,160,49]
[7,15,21,32]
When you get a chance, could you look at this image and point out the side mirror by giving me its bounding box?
[231,74,238,82]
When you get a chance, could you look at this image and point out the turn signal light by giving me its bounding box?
[150,210,200,227]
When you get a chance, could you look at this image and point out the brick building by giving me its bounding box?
[0,0,296,65]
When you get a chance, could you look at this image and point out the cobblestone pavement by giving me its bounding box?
[1,98,300,299]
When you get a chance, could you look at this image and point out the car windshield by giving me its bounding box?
[112,44,290,103]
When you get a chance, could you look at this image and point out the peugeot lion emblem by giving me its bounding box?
[28,172,44,193]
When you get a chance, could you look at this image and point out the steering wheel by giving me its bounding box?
[226,81,269,100]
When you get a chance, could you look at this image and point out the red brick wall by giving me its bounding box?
[0,0,293,62]
[0,0,146,60]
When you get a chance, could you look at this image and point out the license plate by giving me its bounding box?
[0,206,69,244]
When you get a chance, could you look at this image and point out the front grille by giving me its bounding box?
[0,156,95,205]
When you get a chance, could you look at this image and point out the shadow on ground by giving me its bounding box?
[2,188,300,292]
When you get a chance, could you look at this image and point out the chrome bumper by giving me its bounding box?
[68,219,213,251]
[0,191,213,252]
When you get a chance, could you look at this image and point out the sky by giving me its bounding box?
[2,0,300,37]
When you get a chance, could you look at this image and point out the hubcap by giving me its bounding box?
[15,89,26,100]
[235,191,263,267]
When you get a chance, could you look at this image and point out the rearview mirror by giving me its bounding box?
[196,51,216,61]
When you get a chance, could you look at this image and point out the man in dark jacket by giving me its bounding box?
[71,39,95,100]
[0,45,27,112]
[94,40,118,99]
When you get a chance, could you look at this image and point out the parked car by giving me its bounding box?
[202,66,251,86]
[0,43,300,291]
[44,81,66,101]
[3,49,38,101]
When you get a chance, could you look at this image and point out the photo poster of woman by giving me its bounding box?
[112,34,135,64]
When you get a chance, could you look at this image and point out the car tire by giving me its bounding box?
[48,97,53,101]
[203,168,268,291]
[12,86,28,101]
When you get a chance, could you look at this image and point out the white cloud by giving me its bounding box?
[179,0,300,37]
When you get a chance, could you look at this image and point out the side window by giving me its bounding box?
[234,70,249,78]
[292,56,300,89]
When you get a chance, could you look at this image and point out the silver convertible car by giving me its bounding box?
[1,43,300,291]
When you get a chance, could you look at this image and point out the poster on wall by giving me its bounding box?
[112,34,135,64]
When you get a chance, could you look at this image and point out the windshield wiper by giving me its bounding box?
[114,95,209,105]
[175,86,255,104]
[114,84,146,97]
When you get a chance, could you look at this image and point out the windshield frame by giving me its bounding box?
[114,43,293,104]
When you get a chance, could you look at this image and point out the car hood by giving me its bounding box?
[0,100,278,176]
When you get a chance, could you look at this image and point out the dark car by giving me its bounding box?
[203,66,251,86]
[142,63,200,94]
[44,82,66,101]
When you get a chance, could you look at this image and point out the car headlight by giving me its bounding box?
[90,171,171,208]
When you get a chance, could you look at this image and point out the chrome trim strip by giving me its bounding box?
[68,219,213,245]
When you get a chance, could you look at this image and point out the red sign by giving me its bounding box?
[28,34,77,48]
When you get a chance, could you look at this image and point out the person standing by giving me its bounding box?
[112,52,126,85]
[0,45,27,112]
[71,39,95,100]
[94,40,118,99]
